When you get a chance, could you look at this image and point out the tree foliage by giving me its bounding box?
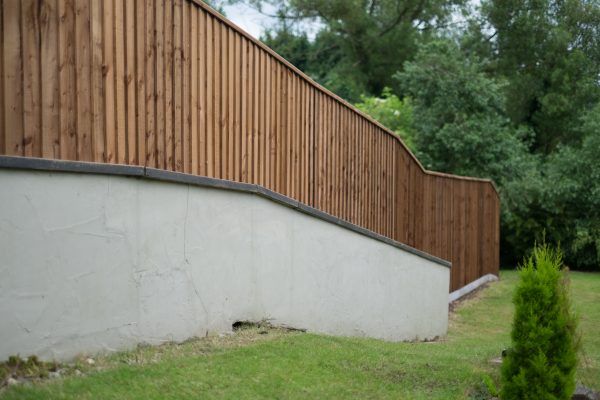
[484,0,600,153]
[395,40,535,187]
[540,105,600,269]
[355,88,416,150]
[261,27,312,73]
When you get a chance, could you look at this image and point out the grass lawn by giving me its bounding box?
[2,270,599,399]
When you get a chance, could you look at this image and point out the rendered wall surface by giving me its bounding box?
[0,168,449,361]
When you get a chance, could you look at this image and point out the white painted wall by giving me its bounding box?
[0,169,449,361]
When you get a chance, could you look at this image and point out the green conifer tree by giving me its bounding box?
[501,243,579,399]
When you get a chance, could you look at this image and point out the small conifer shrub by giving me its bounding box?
[501,243,579,399]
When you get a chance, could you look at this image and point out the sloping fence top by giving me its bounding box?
[0,0,499,291]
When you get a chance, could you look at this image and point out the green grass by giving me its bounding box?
[2,270,599,399]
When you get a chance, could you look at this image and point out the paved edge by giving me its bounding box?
[449,273,498,303]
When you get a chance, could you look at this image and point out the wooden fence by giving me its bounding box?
[0,0,499,291]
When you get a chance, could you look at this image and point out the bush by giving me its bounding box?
[501,243,579,399]
[355,88,417,151]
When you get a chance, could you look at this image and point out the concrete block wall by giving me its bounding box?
[0,161,450,361]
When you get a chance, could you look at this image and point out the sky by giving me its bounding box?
[219,2,322,41]
[221,2,275,40]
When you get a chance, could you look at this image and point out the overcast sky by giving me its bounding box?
[221,3,275,40]
[220,2,322,40]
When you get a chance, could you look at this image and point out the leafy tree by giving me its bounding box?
[262,26,368,101]
[262,26,312,73]
[483,0,600,153]
[540,105,600,269]
[395,40,534,186]
[355,88,416,150]
[396,40,545,265]
[502,104,600,270]
[501,242,579,399]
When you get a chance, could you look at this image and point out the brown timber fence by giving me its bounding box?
[0,0,499,291]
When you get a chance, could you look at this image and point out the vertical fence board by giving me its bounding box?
[289,72,296,199]
[252,44,259,185]
[325,98,332,213]
[227,27,234,181]
[302,81,313,204]
[165,0,174,170]
[268,56,276,191]
[189,5,197,174]
[4,0,24,156]
[240,36,247,182]
[58,0,77,160]
[182,0,190,173]
[124,0,135,164]
[90,0,103,162]
[75,0,92,161]
[213,19,221,178]
[313,92,320,208]
[0,1,4,155]
[233,33,241,182]
[308,87,315,207]
[101,0,114,162]
[266,56,272,191]
[41,0,60,159]
[273,60,280,192]
[134,0,146,166]
[145,0,156,167]
[155,0,165,169]
[172,0,182,171]
[360,118,366,227]
[295,77,300,200]
[258,49,265,186]
[198,8,206,175]
[389,138,395,237]
[284,70,290,196]
[22,0,41,157]
[219,24,227,179]
[114,0,127,163]
[245,39,253,183]
[204,13,213,176]
[391,140,396,239]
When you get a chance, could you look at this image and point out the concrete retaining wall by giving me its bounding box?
[0,164,450,361]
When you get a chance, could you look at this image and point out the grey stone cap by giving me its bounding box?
[0,156,451,269]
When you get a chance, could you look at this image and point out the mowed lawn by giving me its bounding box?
[2,271,599,399]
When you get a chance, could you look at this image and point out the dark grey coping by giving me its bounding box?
[0,156,451,268]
